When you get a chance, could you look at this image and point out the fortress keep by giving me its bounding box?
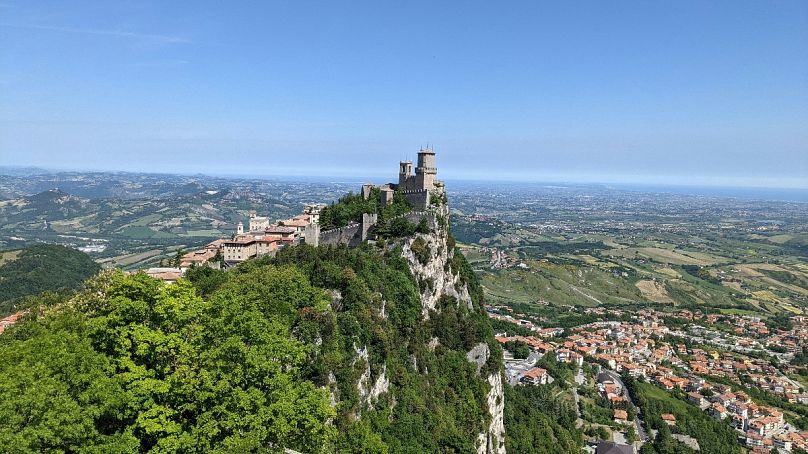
[399,147,438,193]
[227,148,445,255]
[364,147,444,210]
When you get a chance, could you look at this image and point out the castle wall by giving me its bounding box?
[316,212,379,247]
[402,190,430,210]
[303,223,320,247]
[361,213,378,241]
[361,184,374,200]
[401,211,437,230]
[318,223,363,247]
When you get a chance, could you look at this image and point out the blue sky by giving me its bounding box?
[1,1,807,187]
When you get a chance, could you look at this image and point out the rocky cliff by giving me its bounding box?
[0,196,510,453]
[398,203,506,454]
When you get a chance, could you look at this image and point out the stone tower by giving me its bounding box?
[399,161,413,188]
[415,147,437,191]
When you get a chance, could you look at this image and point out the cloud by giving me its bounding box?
[1,23,189,44]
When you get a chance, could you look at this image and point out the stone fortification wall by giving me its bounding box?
[310,210,436,249]
[314,212,379,248]
[400,211,437,230]
[402,189,429,210]
[318,223,363,247]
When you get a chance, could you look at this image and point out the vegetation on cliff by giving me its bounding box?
[0,269,335,452]
[0,234,502,452]
[503,385,581,453]
[318,189,412,231]
[0,203,586,453]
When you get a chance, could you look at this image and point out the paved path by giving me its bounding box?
[601,369,648,442]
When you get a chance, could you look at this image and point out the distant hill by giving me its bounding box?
[0,166,49,177]
[0,244,100,316]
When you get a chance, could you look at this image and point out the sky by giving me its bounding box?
[1,1,807,188]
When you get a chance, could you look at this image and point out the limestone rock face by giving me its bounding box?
[352,200,507,452]
[467,342,490,374]
[355,345,371,407]
[355,345,390,410]
[399,203,506,454]
[400,204,472,316]
[368,365,390,408]
[478,372,506,454]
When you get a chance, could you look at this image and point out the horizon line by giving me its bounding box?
[1,164,807,192]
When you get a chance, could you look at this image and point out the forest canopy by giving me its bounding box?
[0,244,100,317]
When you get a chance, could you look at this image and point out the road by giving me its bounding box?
[601,369,648,442]
[572,368,584,428]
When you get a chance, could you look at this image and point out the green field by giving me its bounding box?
[606,247,729,266]
[467,227,807,314]
[481,260,643,306]
[0,250,20,266]
[182,229,224,237]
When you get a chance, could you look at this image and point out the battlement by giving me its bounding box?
[305,213,378,248]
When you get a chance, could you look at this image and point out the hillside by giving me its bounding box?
[2,199,449,451]
[0,171,365,270]
[0,244,100,316]
[0,194,584,453]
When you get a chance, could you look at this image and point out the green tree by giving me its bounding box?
[0,270,336,453]
[625,425,638,443]
[0,244,100,316]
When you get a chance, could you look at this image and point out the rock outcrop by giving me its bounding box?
[343,199,506,452]
[398,202,506,453]
[479,372,506,454]
[400,204,472,316]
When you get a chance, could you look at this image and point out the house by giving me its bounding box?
[709,403,728,419]
[744,431,764,448]
[520,367,548,386]
[180,239,225,268]
[180,247,218,268]
[661,413,677,426]
[596,441,634,454]
[687,377,706,391]
[614,409,628,424]
[687,391,706,408]
[223,238,258,263]
[656,378,674,391]
[622,363,645,378]
[669,376,688,389]
[569,351,584,367]
[264,225,297,240]
[144,267,184,284]
[278,216,311,234]
[0,311,26,335]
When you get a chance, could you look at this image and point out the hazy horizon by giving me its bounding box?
[5,163,808,203]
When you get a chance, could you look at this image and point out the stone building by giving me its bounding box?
[362,147,444,210]
[248,213,270,232]
[306,148,445,248]
[398,147,438,193]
